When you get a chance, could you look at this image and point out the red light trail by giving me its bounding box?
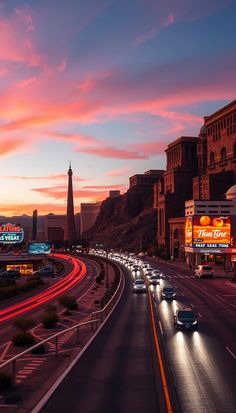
[0,254,87,323]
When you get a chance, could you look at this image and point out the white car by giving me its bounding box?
[133,279,147,293]
[195,265,214,279]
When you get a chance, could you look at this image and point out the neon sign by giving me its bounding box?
[0,223,24,244]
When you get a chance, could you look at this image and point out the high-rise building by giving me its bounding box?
[45,214,65,242]
[64,163,77,243]
[32,209,38,240]
[80,202,101,235]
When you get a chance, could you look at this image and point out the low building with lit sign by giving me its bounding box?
[185,197,236,268]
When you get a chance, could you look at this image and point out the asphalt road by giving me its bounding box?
[38,265,168,413]
[146,259,236,413]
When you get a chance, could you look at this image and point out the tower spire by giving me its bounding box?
[64,163,77,244]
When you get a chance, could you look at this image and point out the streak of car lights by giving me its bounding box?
[0,255,86,323]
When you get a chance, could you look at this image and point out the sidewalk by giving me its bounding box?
[151,257,236,281]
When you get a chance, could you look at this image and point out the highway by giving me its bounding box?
[38,265,170,413]
[147,259,236,413]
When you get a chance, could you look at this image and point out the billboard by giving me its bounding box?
[27,242,52,255]
[0,223,24,244]
[185,216,193,246]
[192,215,231,248]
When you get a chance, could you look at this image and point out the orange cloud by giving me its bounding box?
[107,166,134,177]
[0,138,26,156]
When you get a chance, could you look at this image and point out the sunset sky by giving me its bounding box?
[0,0,236,216]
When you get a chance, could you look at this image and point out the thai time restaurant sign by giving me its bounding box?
[192,215,231,248]
[0,223,24,244]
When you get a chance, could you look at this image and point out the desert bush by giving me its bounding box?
[58,295,78,311]
[0,371,12,390]
[11,331,35,346]
[41,311,58,328]
[13,317,35,332]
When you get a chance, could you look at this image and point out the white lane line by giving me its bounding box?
[202,286,207,290]
[180,293,185,297]
[158,321,163,335]
[198,313,203,318]
[190,303,195,308]
[177,274,184,278]
[226,346,236,360]
[223,294,236,297]
[230,303,236,309]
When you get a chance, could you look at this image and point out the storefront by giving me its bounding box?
[0,254,45,276]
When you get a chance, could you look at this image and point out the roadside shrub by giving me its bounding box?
[11,331,35,346]
[41,311,58,328]
[13,317,35,332]
[12,317,35,331]
[58,295,78,312]
[0,371,12,390]
[96,275,102,284]
[31,343,46,354]
[45,303,57,312]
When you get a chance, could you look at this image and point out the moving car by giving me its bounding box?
[132,265,140,274]
[145,268,153,278]
[32,267,53,277]
[149,275,160,285]
[174,307,198,330]
[133,278,147,293]
[0,269,21,280]
[152,269,163,278]
[161,286,176,299]
[195,265,214,279]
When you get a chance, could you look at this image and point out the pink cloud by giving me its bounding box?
[16,77,37,88]
[134,13,175,45]
[0,174,85,182]
[0,138,25,157]
[0,67,9,77]
[107,166,134,177]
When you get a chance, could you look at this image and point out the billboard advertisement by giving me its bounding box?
[0,223,24,244]
[192,215,231,248]
[185,216,193,246]
[27,242,52,255]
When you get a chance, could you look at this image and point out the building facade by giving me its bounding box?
[155,137,198,255]
[155,100,236,262]
[129,170,164,189]
[80,202,101,236]
[44,214,65,242]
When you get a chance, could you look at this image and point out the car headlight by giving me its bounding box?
[177,320,183,325]
[192,320,197,325]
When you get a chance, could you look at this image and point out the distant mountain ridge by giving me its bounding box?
[83,185,157,252]
[0,215,45,230]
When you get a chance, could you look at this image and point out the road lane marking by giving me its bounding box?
[148,290,173,413]
[177,274,184,278]
[230,303,236,309]
[190,303,195,308]
[198,313,203,318]
[180,293,185,297]
[226,346,236,360]
[159,321,163,335]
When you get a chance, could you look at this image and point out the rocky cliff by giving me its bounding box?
[83,185,157,252]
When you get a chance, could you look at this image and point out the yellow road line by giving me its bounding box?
[148,290,173,413]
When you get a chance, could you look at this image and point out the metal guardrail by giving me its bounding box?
[0,265,124,387]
